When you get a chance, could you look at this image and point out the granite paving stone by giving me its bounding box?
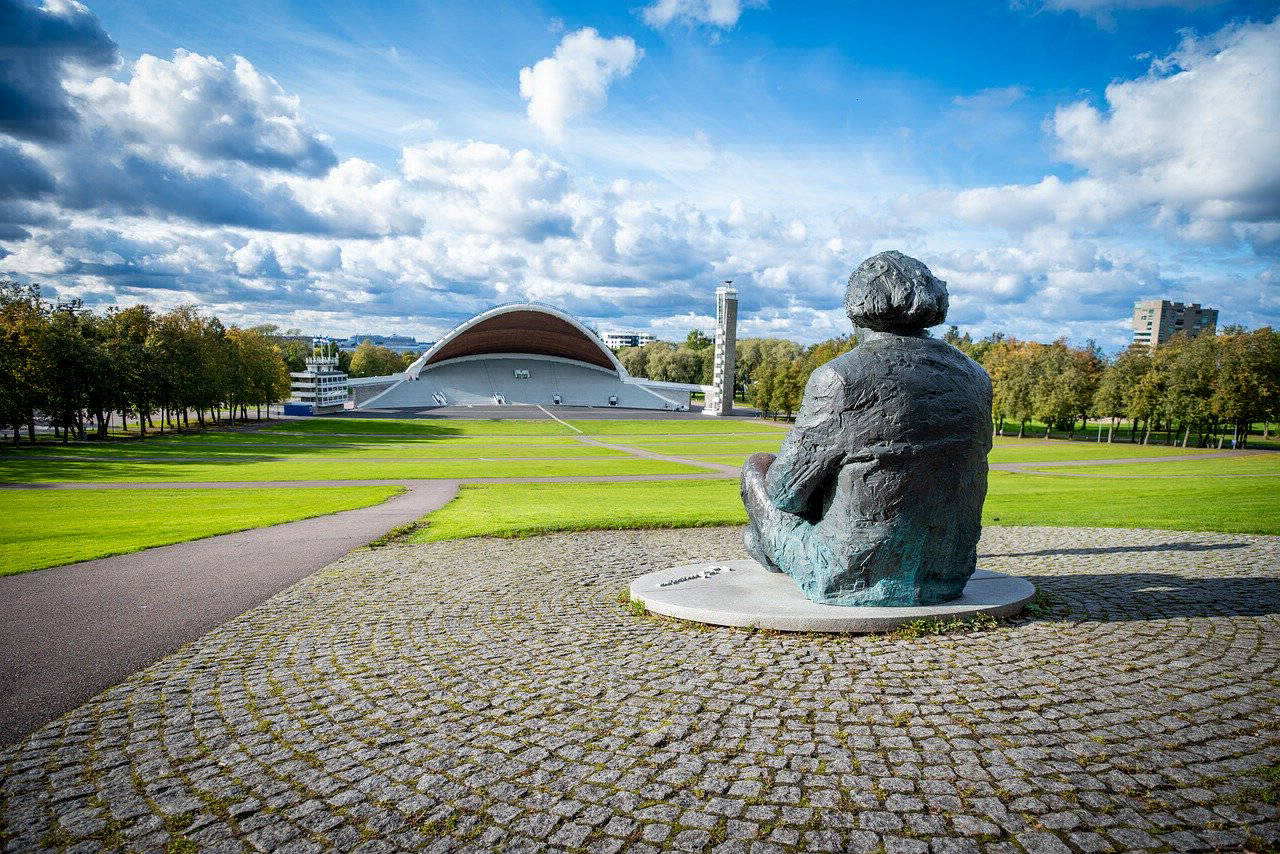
[1,525,1278,852]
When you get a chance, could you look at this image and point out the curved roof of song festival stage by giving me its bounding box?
[405,303,628,379]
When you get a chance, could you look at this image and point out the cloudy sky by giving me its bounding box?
[1,0,1277,349]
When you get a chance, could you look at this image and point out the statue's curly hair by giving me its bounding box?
[845,251,948,332]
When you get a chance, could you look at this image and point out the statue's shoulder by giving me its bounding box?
[806,352,861,393]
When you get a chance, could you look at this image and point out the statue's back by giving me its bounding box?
[815,334,992,604]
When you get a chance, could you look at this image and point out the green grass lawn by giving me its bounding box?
[1025,453,1280,477]
[0,486,402,575]
[263,417,611,436]
[983,470,1280,533]
[575,436,1216,466]
[414,464,1280,542]
[0,455,700,483]
[412,480,749,542]
[567,419,787,436]
[614,440,783,455]
[987,439,1211,463]
[0,439,614,461]
[9,418,1275,573]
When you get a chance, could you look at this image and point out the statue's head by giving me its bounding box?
[845,251,948,333]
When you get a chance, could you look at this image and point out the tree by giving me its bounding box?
[1213,327,1280,448]
[0,281,48,442]
[652,347,704,384]
[641,341,677,380]
[1128,357,1164,445]
[102,305,155,435]
[40,299,99,441]
[1070,340,1105,434]
[944,326,999,363]
[1094,346,1148,442]
[751,361,776,416]
[685,329,712,351]
[617,346,648,378]
[227,327,290,420]
[1160,333,1217,446]
[983,338,1039,437]
[774,358,808,417]
[255,326,309,373]
[735,338,766,400]
[348,340,405,377]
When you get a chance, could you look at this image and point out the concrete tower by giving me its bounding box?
[705,283,738,416]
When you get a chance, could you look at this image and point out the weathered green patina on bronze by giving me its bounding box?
[741,251,993,606]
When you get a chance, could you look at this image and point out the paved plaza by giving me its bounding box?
[2,526,1278,853]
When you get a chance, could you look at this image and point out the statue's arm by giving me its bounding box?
[765,365,846,515]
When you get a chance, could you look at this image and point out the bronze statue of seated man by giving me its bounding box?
[741,251,993,606]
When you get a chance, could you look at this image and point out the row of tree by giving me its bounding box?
[729,323,1279,448]
[1,282,294,442]
[6,276,1275,448]
[972,328,1279,447]
[615,330,716,387]
[615,331,837,408]
[0,280,438,443]
[330,340,419,378]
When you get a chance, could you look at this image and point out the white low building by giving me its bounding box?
[289,354,349,414]
[601,331,656,349]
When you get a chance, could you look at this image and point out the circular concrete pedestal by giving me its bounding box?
[629,560,1035,633]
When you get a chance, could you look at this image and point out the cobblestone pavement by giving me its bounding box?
[3,526,1278,853]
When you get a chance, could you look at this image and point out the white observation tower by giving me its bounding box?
[704,282,738,416]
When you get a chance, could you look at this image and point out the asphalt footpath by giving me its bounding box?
[0,480,458,746]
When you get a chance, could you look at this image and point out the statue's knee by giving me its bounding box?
[741,453,775,497]
[740,455,774,520]
[743,452,776,479]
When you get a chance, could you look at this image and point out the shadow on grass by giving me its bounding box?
[0,423,471,481]
[984,541,1250,558]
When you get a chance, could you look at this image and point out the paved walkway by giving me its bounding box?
[2,526,1277,852]
[574,437,744,475]
[0,472,737,491]
[0,481,458,745]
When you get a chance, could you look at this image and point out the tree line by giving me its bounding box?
[615,331,860,412]
[1,281,294,442]
[624,321,1279,448]
[333,340,420,378]
[0,281,439,443]
[965,326,1280,447]
[7,275,1275,448]
[730,323,1279,447]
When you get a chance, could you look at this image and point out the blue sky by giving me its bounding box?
[1,0,1277,349]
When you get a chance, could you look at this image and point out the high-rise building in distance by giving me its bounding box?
[1132,300,1218,351]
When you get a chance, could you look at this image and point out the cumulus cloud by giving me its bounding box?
[953,15,1280,253]
[73,50,336,175]
[48,145,333,233]
[6,48,374,236]
[641,0,763,29]
[1,3,1276,348]
[1053,18,1280,225]
[402,140,571,240]
[0,0,118,141]
[518,28,641,140]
